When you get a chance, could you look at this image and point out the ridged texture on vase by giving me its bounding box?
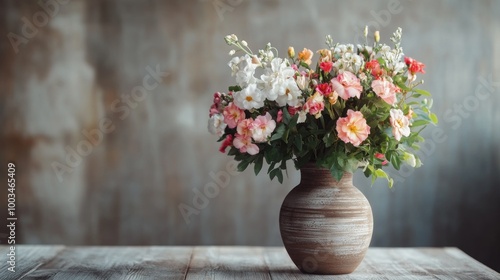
[279,164,373,275]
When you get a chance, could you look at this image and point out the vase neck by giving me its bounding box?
[300,164,353,188]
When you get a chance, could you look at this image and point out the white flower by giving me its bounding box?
[276,78,302,107]
[233,83,264,110]
[207,113,227,137]
[389,109,410,141]
[297,110,307,123]
[228,54,258,87]
[376,45,405,76]
[333,52,365,73]
[260,58,302,106]
[295,74,309,90]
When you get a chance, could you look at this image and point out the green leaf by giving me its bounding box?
[345,158,359,173]
[390,153,401,170]
[329,165,344,181]
[254,155,264,175]
[322,133,335,148]
[282,107,292,124]
[299,61,311,69]
[267,162,277,174]
[270,168,284,183]
[280,159,287,169]
[413,88,431,97]
[288,113,299,128]
[293,134,303,151]
[394,80,411,91]
[270,124,286,141]
[237,160,250,172]
[430,113,438,124]
[283,128,290,143]
[227,147,238,156]
[264,147,280,164]
[228,85,242,92]
[411,119,430,127]
[276,169,284,183]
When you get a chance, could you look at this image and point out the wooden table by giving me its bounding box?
[0,246,498,279]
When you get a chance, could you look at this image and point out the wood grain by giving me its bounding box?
[0,246,499,279]
[186,246,271,280]
[0,245,65,280]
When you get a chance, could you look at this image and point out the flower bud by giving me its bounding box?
[364,26,368,38]
[241,40,248,47]
[228,50,235,55]
[251,55,260,65]
[374,31,380,43]
[230,34,238,41]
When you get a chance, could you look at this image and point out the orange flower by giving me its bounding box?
[298,48,313,65]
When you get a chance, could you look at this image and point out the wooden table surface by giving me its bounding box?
[0,246,498,279]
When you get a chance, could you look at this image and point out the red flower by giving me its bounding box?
[319,61,333,73]
[365,60,383,79]
[404,57,425,74]
[316,83,332,96]
[219,134,233,153]
[374,153,388,166]
[288,106,300,116]
[374,152,385,159]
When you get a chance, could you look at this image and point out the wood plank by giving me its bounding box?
[359,247,500,279]
[185,246,271,280]
[0,245,65,280]
[20,246,192,280]
[1,246,498,279]
[266,247,500,279]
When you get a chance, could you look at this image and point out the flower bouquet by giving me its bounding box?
[208,28,437,187]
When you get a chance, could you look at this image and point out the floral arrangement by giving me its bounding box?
[208,28,437,186]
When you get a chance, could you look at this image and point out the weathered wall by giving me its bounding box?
[0,0,499,271]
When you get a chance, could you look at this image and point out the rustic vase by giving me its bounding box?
[279,163,373,275]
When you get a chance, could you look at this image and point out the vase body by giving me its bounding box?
[279,164,373,274]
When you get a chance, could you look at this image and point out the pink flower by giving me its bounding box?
[209,92,222,117]
[277,110,283,123]
[389,109,410,141]
[371,79,399,105]
[219,135,233,153]
[304,92,325,119]
[250,112,276,143]
[319,61,333,73]
[222,102,245,129]
[316,83,332,96]
[336,109,371,147]
[331,71,363,100]
[236,118,253,137]
[233,134,259,155]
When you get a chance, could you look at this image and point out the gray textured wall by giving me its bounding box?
[1,0,499,272]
